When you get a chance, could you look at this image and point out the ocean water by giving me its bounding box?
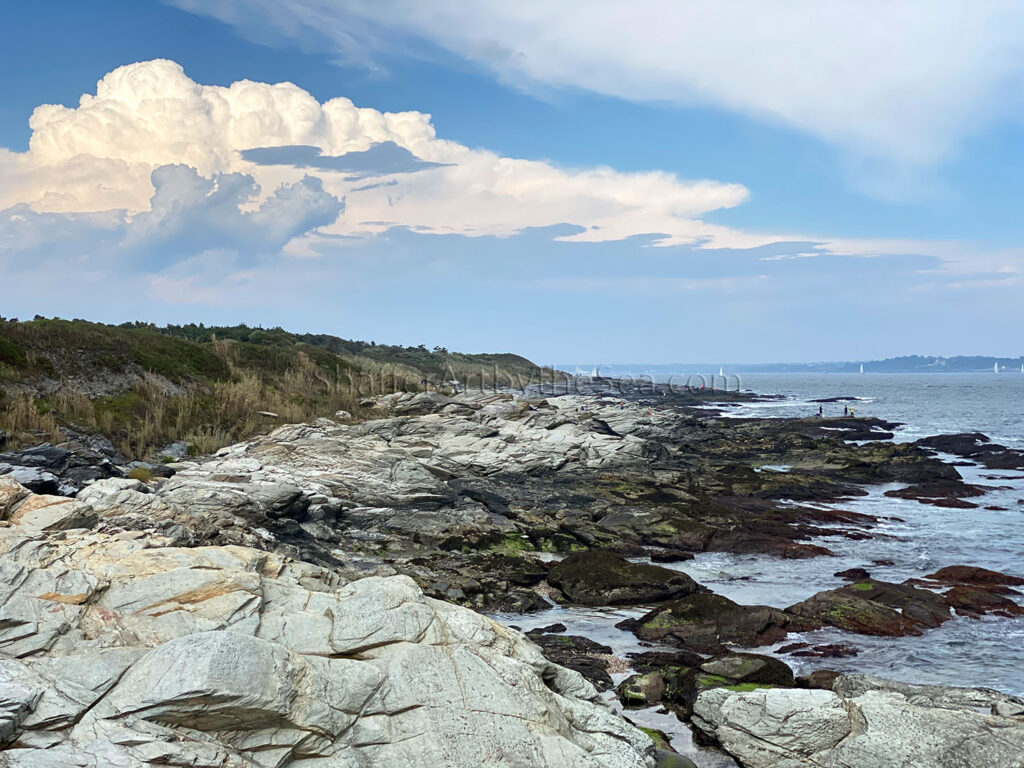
[494,374,1024,765]
[708,371,1024,448]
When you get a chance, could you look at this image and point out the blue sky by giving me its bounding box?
[2,1,1024,363]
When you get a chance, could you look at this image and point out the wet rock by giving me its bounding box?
[787,579,952,637]
[616,672,667,707]
[701,530,835,559]
[834,567,871,580]
[621,650,705,712]
[548,550,700,606]
[914,432,993,455]
[525,631,617,691]
[924,564,1024,587]
[649,549,695,563]
[670,654,795,716]
[654,750,698,768]
[943,586,1024,619]
[692,674,1024,768]
[699,653,795,687]
[885,479,986,507]
[908,565,1024,618]
[778,641,858,658]
[799,644,858,658]
[404,552,551,613]
[914,433,1024,471]
[628,650,707,674]
[629,593,805,653]
[534,622,567,634]
[796,669,841,690]
[976,450,1024,470]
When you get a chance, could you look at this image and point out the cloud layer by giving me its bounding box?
[171,0,1024,169]
[1,59,751,250]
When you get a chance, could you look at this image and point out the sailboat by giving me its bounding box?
[859,363,864,374]
[718,366,725,377]
[994,361,1000,374]
[1020,362,1023,374]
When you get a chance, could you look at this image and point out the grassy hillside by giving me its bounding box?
[0,317,551,459]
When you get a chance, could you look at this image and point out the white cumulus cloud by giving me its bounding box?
[1,59,752,248]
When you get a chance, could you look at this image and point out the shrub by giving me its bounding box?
[0,336,27,368]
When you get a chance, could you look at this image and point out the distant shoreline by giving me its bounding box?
[560,359,1024,376]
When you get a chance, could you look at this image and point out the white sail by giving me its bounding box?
[591,366,598,378]
[718,366,724,377]
[859,363,864,374]
[994,362,1000,373]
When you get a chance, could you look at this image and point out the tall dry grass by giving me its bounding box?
[0,357,372,459]
[0,394,63,444]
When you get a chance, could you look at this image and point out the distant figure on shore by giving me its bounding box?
[843,404,849,416]
[850,407,855,417]
[818,405,823,418]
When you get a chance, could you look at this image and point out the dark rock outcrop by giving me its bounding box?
[915,433,1024,471]
[626,593,807,653]
[787,579,951,636]
[548,550,701,606]
[618,651,795,715]
[834,567,871,580]
[525,631,616,690]
[924,565,1024,588]
[0,431,126,495]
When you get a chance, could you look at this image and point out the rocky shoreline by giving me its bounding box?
[1,379,1023,766]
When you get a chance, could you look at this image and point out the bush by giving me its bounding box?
[0,336,27,368]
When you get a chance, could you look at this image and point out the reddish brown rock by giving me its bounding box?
[925,565,1024,587]
[944,586,1024,619]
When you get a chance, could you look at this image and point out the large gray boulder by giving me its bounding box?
[692,674,1024,768]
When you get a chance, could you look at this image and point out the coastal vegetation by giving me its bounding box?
[0,316,551,458]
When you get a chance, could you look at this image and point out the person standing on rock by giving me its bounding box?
[844,404,849,416]
[818,405,823,418]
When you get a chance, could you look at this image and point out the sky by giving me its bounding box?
[2,1,1023,364]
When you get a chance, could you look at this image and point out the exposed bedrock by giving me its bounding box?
[0,478,658,767]
[0,388,968,614]
[692,675,1024,768]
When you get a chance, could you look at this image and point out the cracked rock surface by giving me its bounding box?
[691,674,1024,768]
[0,477,656,767]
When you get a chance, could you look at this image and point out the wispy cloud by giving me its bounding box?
[168,0,1024,174]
